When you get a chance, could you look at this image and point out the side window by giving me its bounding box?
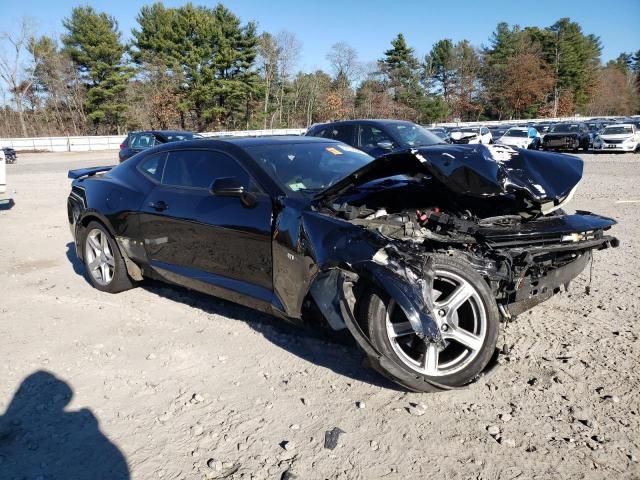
[358,125,394,149]
[138,152,167,182]
[481,127,489,135]
[131,133,155,149]
[312,127,330,138]
[162,150,251,190]
[329,125,355,145]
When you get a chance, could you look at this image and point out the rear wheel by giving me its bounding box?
[82,221,134,293]
[359,255,499,390]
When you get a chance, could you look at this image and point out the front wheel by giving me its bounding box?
[359,255,499,390]
[82,221,135,293]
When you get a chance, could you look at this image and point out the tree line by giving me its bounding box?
[0,3,638,138]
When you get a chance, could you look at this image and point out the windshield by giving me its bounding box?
[245,142,373,194]
[603,126,633,135]
[459,127,480,134]
[550,124,580,133]
[387,123,444,147]
[504,129,528,138]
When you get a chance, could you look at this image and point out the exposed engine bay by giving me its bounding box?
[315,145,618,319]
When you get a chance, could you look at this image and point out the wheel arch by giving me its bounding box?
[75,212,143,281]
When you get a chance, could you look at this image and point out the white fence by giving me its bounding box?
[0,128,306,153]
[0,135,126,152]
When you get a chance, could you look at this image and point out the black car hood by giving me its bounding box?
[314,144,583,212]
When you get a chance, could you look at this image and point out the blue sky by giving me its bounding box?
[1,0,638,70]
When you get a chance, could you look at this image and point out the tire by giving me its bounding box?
[358,254,499,390]
[81,221,134,293]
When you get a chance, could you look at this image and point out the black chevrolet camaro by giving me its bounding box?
[67,138,618,392]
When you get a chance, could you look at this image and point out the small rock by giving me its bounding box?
[281,469,298,480]
[407,402,426,416]
[370,440,379,451]
[500,413,512,422]
[324,427,345,450]
[146,353,156,360]
[190,393,204,404]
[592,434,606,444]
[207,458,222,471]
[356,401,366,409]
[487,425,500,436]
[289,424,300,430]
[191,425,204,436]
[280,440,295,451]
[500,437,516,448]
[579,418,596,428]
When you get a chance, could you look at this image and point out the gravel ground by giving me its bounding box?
[0,150,638,480]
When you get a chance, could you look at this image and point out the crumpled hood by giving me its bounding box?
[314,144,583,213]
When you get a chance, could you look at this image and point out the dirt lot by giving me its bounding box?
[0,150,638,480]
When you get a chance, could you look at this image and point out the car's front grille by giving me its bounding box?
[604,139,624,144]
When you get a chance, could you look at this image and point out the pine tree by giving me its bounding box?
[131,3,259,129]
[62,6,130,133]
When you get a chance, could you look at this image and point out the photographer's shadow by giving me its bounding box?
[0,370,129,479]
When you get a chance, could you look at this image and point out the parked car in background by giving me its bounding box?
[305,119,445,157]
[530,123,554,139]
[449,126,493,144]
[542,123,590,152]
[426,127,451,143]
[0,149,5,194]
[488,125,512,143]
[586,121,604,147]
[592,124,640,152]
[119,130,203,162]
[2,147,17,164]
[496,127,541,149]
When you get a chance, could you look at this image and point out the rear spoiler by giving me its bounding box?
[67,165,115,180]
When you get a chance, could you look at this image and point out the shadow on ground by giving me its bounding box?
[142,279,401,391]
[64,242,397,389]
[0,370,129,479]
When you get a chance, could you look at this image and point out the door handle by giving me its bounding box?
[149,200,168,212]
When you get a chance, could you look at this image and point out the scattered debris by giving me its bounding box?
[324,427,345,450]
[407,402,427,416]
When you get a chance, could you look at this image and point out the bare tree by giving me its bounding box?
[273,30,301,127]
[326,42,360,85]
[0,17,36,137]
[256,33,280,129]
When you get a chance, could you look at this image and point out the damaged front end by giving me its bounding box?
[302,144,618,390]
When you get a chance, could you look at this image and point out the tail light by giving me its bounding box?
[119,143,126,149]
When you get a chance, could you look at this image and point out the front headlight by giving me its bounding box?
[623,137,635,144]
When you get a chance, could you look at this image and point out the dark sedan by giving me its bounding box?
[2,147,17,164]
[305,119,445,157]
[119,130,202,162]
[67,137,617,392]
[542,123,591,152]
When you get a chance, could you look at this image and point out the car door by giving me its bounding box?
[138,148,274,305]
[356,124,396,156]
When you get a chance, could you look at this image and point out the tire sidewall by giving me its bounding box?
[365,255,500,388]
[81,221,132,293]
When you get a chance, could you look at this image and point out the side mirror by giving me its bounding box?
[210,177,244,197]
[377,140,394,150]
[210,176,257,208]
